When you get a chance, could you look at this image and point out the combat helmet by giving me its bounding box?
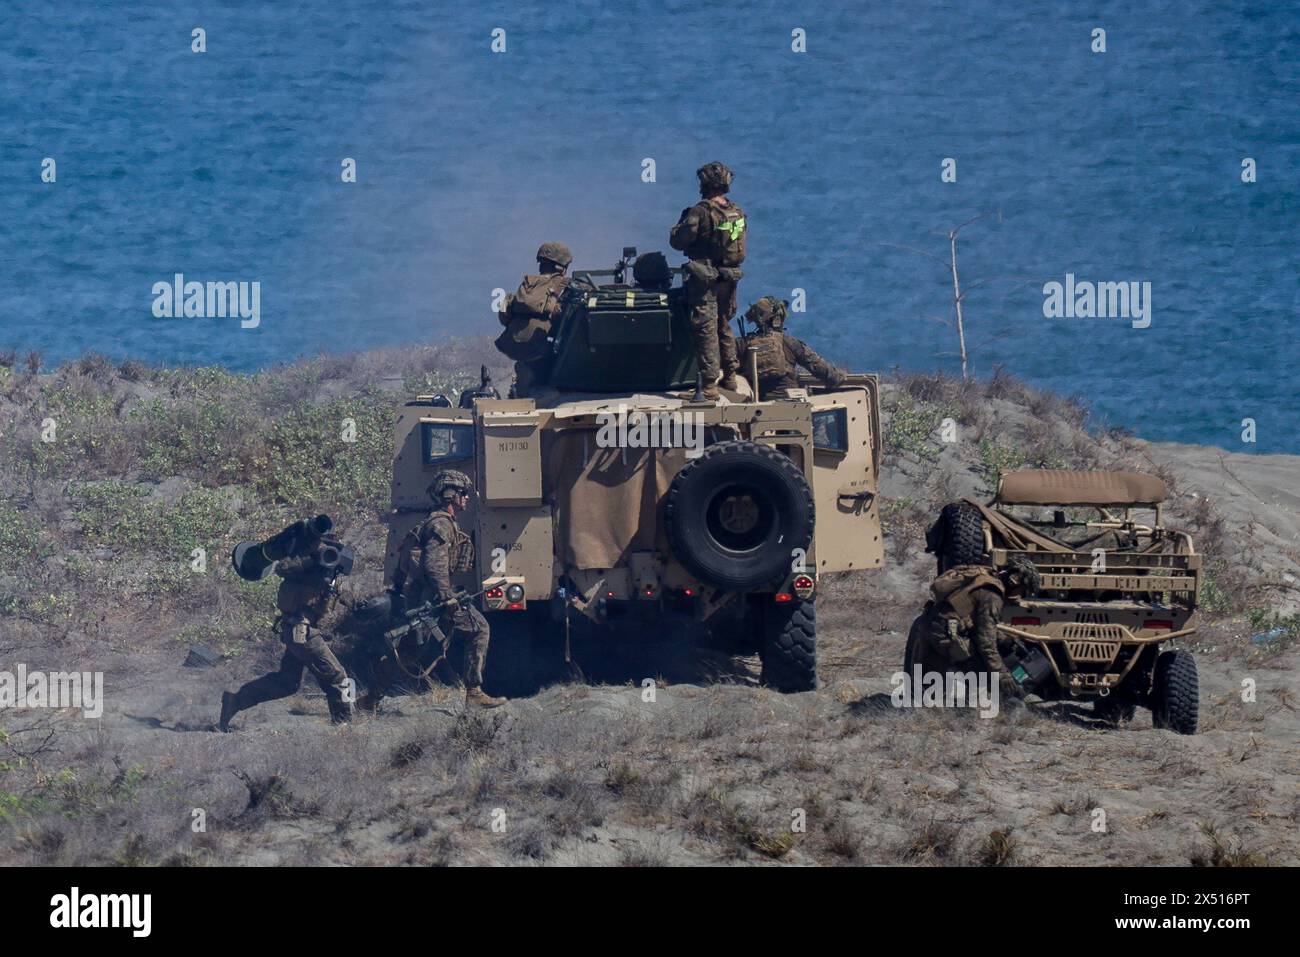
[1003,554,1041,597]
[696,161,733,193]
[428,469,473,503]
[536,242,573,270]
[745,296,789,331]
[633,251,672,289]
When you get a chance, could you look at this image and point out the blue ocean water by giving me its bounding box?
[2,0,1297,451]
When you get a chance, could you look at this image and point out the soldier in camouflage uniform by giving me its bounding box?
[669,162,746,400]
[905,557,1042,700]
[363,469,505,710]
[219,536,355,730]
[495,242,573,397]
[736,297,845,398]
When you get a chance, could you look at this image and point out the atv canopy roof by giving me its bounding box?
[995,469,1167,507]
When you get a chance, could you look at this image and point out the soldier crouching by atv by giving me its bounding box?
[903,556,1043,707]
[219,517,358,731]
[358,470,506,711]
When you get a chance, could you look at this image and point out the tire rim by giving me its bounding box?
[705,483,775,553]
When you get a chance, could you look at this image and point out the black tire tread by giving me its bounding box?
[938,502,986,570]
[1150,649,1199,735]
[760,600,816,693]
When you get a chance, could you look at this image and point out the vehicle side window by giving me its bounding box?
[422,423,474,464]
[812,407,849,453]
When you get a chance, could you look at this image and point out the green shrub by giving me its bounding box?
[0,506,51,575]
[1199,560,1237,615]
[70,481,239,558]
[250,392,393,515]
[132,397,260,482]
[976,439,1027,491]
[885,400,959,461]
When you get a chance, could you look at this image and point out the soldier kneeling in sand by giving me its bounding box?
[904,557,1042,702]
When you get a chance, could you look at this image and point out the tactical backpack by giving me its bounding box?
[496,274,568,361]
[708,201,747,267]
[746,330,791,386]
[918,566,1006,663]
[392,525,423,594]
[393,515,474,597]
[508,273,566,319]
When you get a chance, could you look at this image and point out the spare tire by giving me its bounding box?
[665,440,814,590]
[928,502,986,573]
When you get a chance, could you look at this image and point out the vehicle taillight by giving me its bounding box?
[682,587,695,597]
[792,575,815,599]
[486,587,504,600]
[1011,617,1041,627]
[774,593,793,603]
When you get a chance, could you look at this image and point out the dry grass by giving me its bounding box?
[977,827,1018,866]
[1190,822,1272,867]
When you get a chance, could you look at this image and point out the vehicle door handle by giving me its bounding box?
[837,489,875,506]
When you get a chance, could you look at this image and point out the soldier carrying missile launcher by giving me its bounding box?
[218,516,357,730]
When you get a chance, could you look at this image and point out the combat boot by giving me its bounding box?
[720,372,738,391]
[218,691,238,732]
[356,692,381,713]
[464,686,506,709]
[330,700,355,725]
[701,384,721,402]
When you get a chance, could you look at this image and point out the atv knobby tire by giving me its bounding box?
[760,599,816,693]
[1150,649,1199,734]
[665,440,814,590]
[932,502,986,573]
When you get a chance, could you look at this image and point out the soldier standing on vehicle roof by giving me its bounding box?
[736,297,845,398]
[669,162,746,400]
[495,242,573,397]
[362,469,505,710]
[219,533,356,731]
[905,557,1042,701]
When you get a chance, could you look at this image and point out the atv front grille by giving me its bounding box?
[1060,623,1125,665]
[1074,611,1111,624]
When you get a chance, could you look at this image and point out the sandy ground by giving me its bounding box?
[6,600,1291,867]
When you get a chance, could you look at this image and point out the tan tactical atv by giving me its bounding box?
[383,248,884,692]
[924,470,1200,732]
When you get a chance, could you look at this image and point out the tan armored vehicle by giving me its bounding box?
[384,250,884,692]
[923,469,1200,732]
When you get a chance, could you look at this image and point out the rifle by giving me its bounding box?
[381,580,507,647]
